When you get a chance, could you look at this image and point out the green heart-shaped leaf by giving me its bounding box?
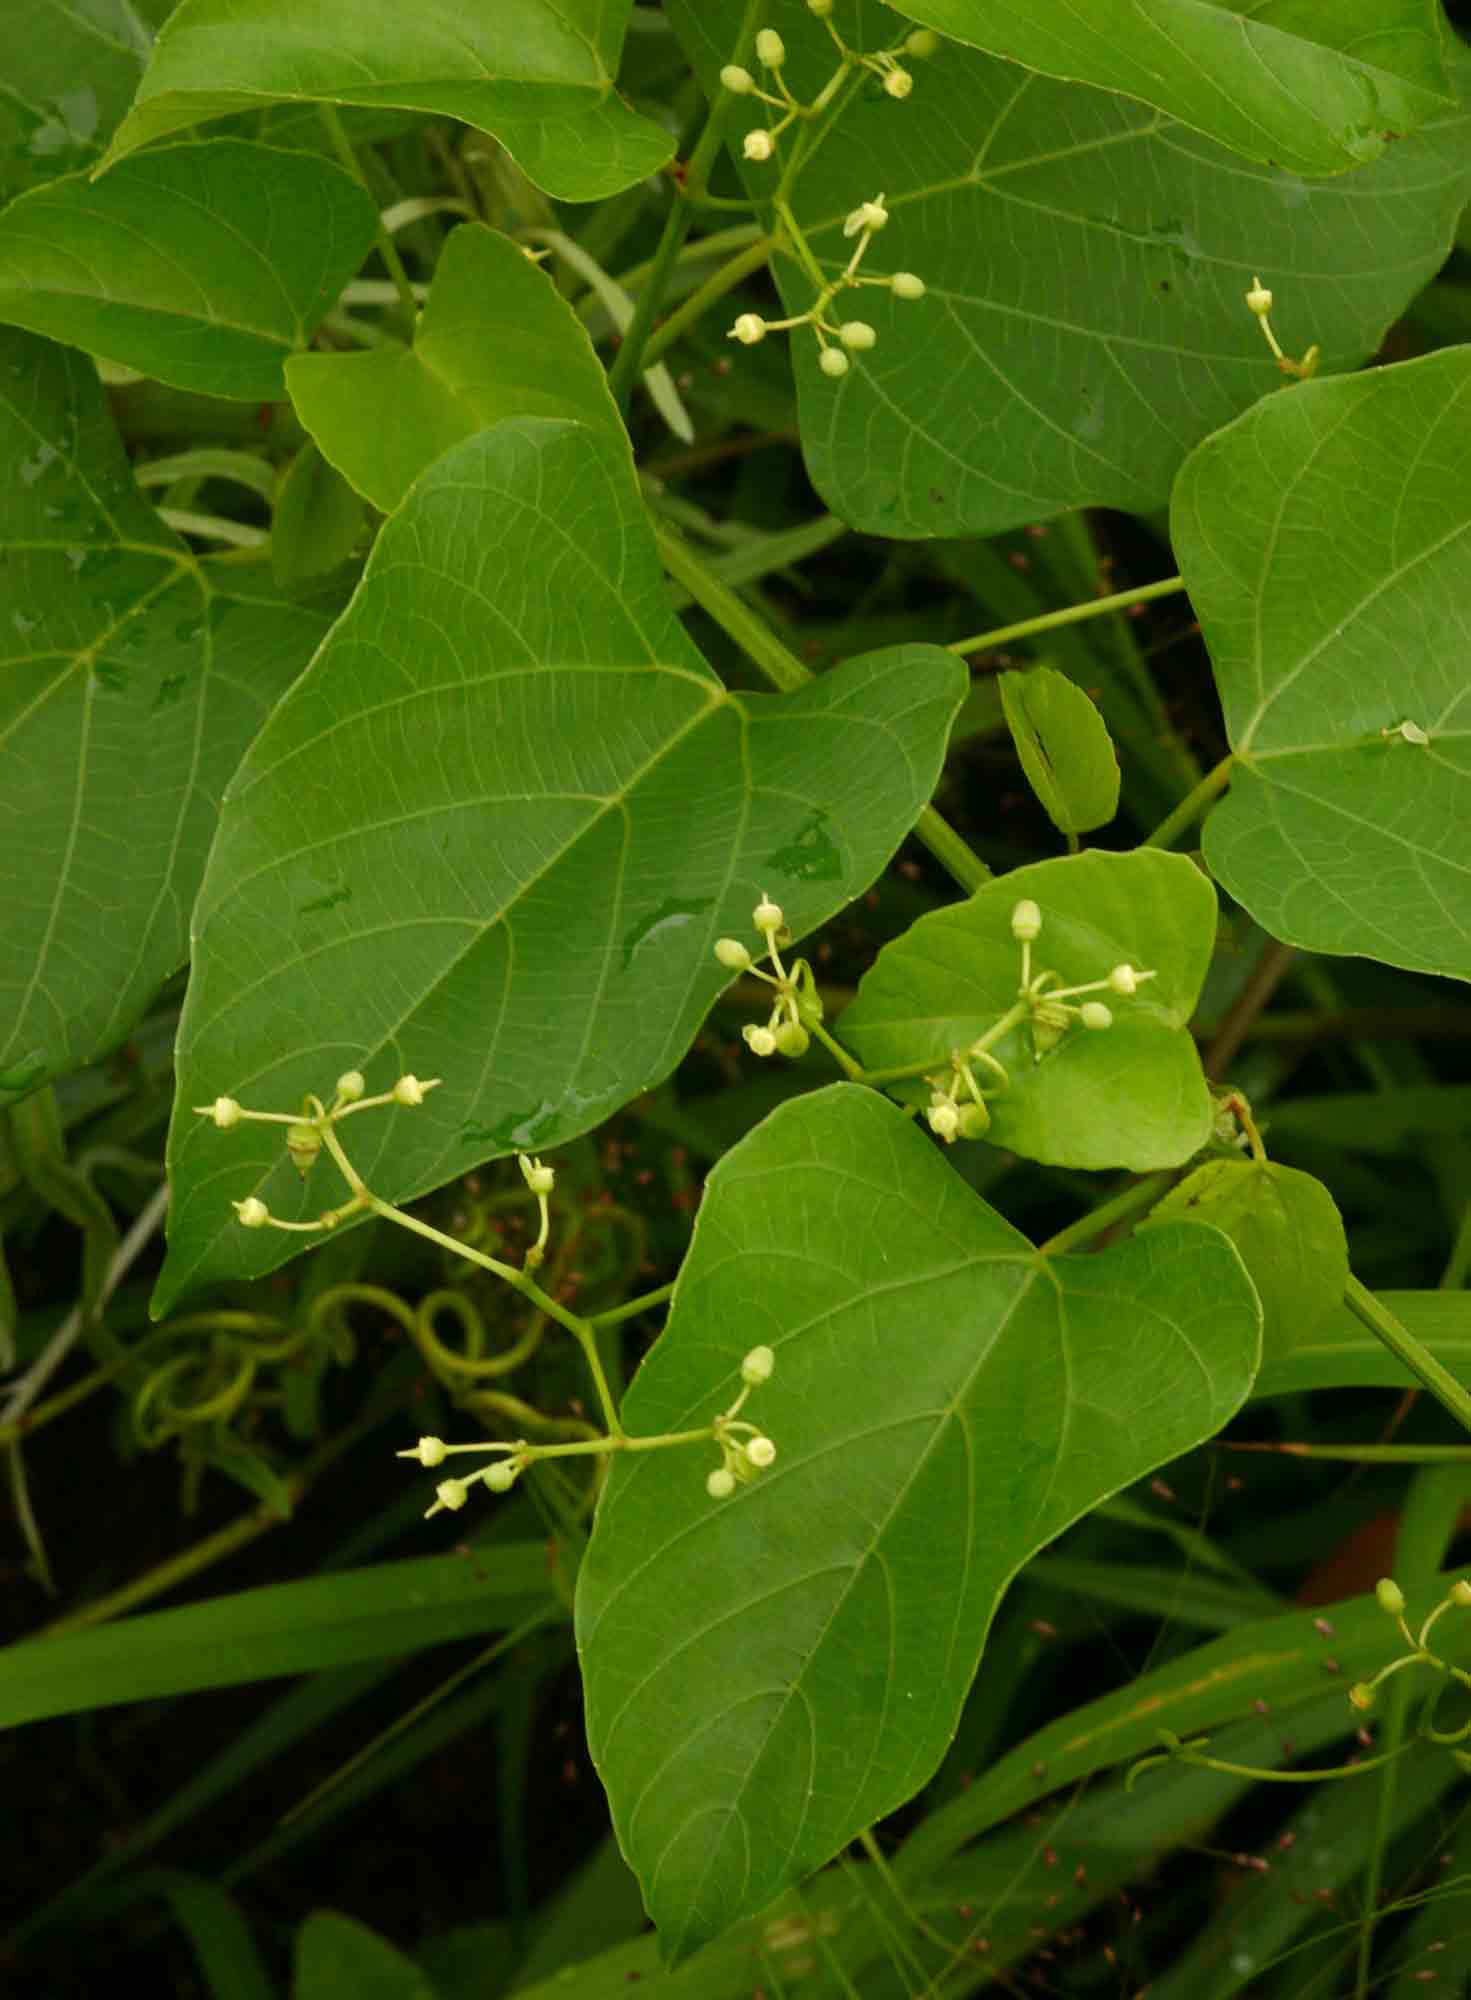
[0,328,343,1106]
[839,850,1217,1169]
[0,0,153,202]
[577,1084,1260,1958]
[1173,345,1471,979]
[669,3,1471,537]
[287,223,621,514]
[102,0,673,203]
[0,141,377,400]
[1000,665,1120,835]
[156,418,965,1310]
[1146,1157,1349,1369]
[897,0,1450,175]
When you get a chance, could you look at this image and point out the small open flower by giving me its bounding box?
[729,312,767,344]
[234,1196,270,1228]
[883,66,913,99]
[199,1095,241,1129]
[743,128,775,162]
[844,197,889,237]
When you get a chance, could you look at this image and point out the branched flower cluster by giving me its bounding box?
[398,1342,779,1516]
[196,1070,781,1517]
[924,899,1155,1144]
[1349,1575,1471,1762]
[721,5,938,377]
[722,8,938,163]
[729,192,925,377]
[714,893,823,1058]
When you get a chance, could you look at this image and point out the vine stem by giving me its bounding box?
[26,1396,383,1639]
[316,1123,624,1438]
[1142,753,1234,850]
[607,77,737,411]
[640,234,778,371]
[1344,1276,1471,1436]
[653,523,993,892]
[947,575,1188,656]
[589,1282,676,1331]
[0,1178,169,1432]
[1223,1441,1471,1464]
[1130,1740,1411,1789]
[1038,1172,1174,1257]
[317,105,420,327]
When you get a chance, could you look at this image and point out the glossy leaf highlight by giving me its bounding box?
[0,141,378,400]
[1174,345,1471,979]
[103,0,674,203]
[577,1084,1261,1957]
[157,417,965,1309]
[896,0,1450,175]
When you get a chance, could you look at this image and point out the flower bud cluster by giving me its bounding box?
[722,5,941,173]
[397,1433,525,1516]
[717,893,824,1064]
[199,1070,442,1235]
[924,899,1158,1147]
[1346,1573,1471,1725]
[716,9,939,376]
[725,190,928,379]
[706,1347,779,1499]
